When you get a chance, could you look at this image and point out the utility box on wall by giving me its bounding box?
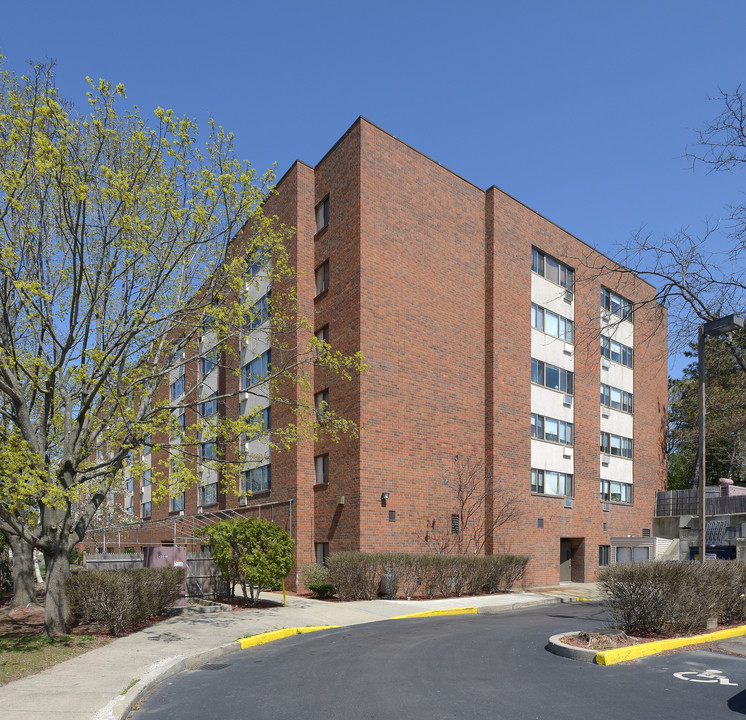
[144,546,187,606]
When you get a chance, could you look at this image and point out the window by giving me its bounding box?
[199,482,218,506]
[531,248,574,293]
[451,514,460,535]
[126,504,134,516]
[316,326,329,344]
[315,542,329,565]
[601,287,633,322]
[531,469,573,497]
[243,464,271,493]
[170,374,185,400]
[600,383,633,413]
[600,479,633,504]
[242,349,271,388]
[141,469,151,487]
[531,358,574,394]
[246,291,271,330]
[315,454,329,484]
[531,414,573,445]
[170,492,185,513]
[200,392,219,418]
[599,545,610,567]
[315,389,329,420]
[126,477,134,492]
[600,336,633,368]
[141,501,152,519]
[200,347,219,378]
[531,304,573,342]
[315,260,329,296]
[247,241,271,277]
[244,406,271,442]
[600,432,633,459]
[200,441,217,463]
[315,197,329,232]
[173,411,186,439]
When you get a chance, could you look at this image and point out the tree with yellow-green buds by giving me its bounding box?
[0,59,363,636]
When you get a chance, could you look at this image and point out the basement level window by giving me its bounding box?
[389,510,396,522]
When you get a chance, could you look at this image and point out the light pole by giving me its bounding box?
[698,314,745,563]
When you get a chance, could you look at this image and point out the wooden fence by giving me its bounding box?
[656,489,746,517]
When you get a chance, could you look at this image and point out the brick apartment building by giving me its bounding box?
[97,117,668,588]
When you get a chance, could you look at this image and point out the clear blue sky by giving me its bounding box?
[2,1,744,376]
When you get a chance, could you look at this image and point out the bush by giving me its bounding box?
[598,561,746,636]
[300,563,336,598]
[65,567,184,635]
[199,518,294,606]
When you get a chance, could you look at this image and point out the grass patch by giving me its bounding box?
[0,632,109,686]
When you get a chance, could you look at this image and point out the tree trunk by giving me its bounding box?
[8,534,38,608]
[43,547,72,636]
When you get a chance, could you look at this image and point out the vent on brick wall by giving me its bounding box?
[564,498,573,509]
[451,514,460,534]
[642,528,651,537]
[602,502,610,512]
[537,518,544,529]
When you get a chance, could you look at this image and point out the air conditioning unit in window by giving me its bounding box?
[179,510,185,516]
[244,442,251,452]
[563,394,573,407]
[602,502,610,512]
[564,498,574,509]
[563,448,573,459]
[239,496,247,506]
[197,506,203,514]
[563,343,573,355]
[602,454,611,465]
[601,407,610,418]
[564,290,573,302]
[601,358,611,370]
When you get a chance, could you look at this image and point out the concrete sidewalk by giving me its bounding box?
[0,584,600,720]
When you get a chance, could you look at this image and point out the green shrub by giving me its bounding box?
[301,563,336,598]
[199,518,294,606]
[65,567,184,635]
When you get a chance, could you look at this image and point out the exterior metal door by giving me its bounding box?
[560,540,572,582]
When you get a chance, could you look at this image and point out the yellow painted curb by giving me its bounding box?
[596,624,746,665]
[237,625,340,649]
[390,607,478,619]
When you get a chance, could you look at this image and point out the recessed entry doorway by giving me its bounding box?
[559,538,585,582]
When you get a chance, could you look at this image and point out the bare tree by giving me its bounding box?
[424,455,520,555]
[610,87,746,373]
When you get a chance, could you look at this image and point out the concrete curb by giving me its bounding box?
[478,596,564,614]
[547,624,746,666]
[237,625,340,649]
[547,631,599,664]
[596,624,746,665]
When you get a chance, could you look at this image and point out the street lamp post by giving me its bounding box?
[698,314,745,563]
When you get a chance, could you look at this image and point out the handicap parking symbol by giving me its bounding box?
[673,669,738,686]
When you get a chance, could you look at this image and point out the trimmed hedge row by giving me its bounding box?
[599,561,746,635]
[65,567,185,635]
[312,552,529,601]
